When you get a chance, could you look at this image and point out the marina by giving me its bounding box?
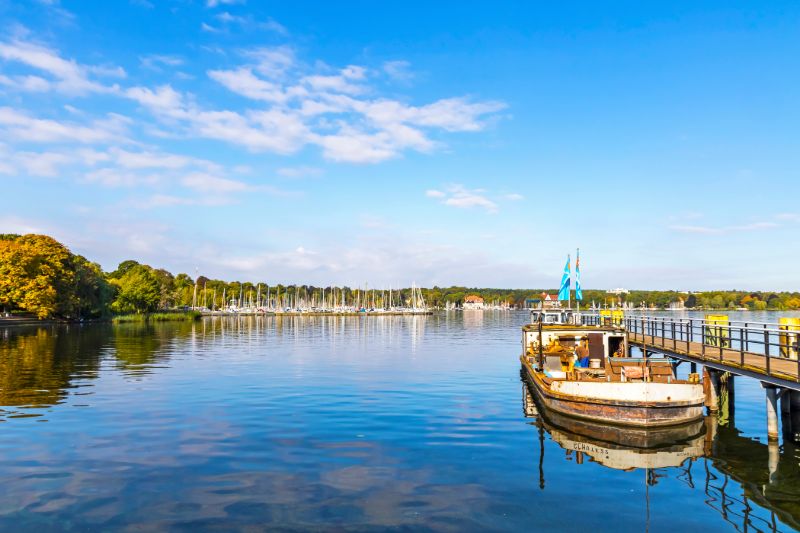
[196,283,433,316]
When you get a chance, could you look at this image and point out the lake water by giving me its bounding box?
[1,311,799,532]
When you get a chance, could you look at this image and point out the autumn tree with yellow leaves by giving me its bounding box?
[0,234,112,319]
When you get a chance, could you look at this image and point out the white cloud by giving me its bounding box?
[0,107,129,144]
[127,45,504,164]
[313,127,399,164]
[125,85,185,113]
[212,12,287,34]
[302,65,368,96]
[670,221,780,234]
[181,172,248,193]
[0,38,119,94]
[383,60,413,82]
[15,151,73,176]
[205,232,534,288]
[0,73,52,92]
[427,184,499,214]
[109,147,221,171]
[207,67,287,103]
[137,194,232,208]
[3,35,505,170]
[245,46,295,78]
[505,193,524,201]
[277,166,322,178]
[443,187,497,213]
[206,0,244,6]
[84,168,159,187]
[669,225,722,235]
[139,54,183,70]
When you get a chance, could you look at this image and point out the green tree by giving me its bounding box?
[108,260,140,279]
[111,265,161,314]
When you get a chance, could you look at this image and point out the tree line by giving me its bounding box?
[2,234,799,320]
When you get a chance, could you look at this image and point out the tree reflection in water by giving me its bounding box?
[0,322,199,419]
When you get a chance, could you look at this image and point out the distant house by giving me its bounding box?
[524,298,541,309]
[541,293,560,309]
[463,294,485,310]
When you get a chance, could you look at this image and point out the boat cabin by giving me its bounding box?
[530,309,577,325]
[523,323,626,375]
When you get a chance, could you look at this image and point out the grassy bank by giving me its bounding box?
[112,311,202,324]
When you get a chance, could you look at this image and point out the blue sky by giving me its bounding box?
[1,1,799,290]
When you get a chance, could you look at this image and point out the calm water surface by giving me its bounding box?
[1,311,800,531]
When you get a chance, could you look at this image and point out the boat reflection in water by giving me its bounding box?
[522,380,705,473]
[523,373,800,532]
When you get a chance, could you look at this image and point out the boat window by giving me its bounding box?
[608,336,625,358]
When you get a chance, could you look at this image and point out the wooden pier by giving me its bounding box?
[584,314,800,441]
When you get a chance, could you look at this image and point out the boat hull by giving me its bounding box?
[520,356,704,427]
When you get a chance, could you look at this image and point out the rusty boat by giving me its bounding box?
[520,309,705,427]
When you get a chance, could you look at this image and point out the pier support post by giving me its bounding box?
[690,362,697,374]
[718,372,735,426]
[764,385,780,442]
[704,368,721,413]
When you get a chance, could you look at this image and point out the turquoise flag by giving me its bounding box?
[558,254,570,301]
[575,249,583,301]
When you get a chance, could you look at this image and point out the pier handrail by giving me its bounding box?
[581,312,800,383]
[593,313,797,333]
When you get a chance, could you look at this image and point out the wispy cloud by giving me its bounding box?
[277,166,322,178]
[211,12,287,34]
[669,221,780,234]
[383,60,413,82]
[426,184,499,214]
[206,0,245,7]
[0,107,130,144]
[1,30,504,166]
[0,37,121,94]
[139,54,183,70]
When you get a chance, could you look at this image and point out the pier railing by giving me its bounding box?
[582,313,800,383]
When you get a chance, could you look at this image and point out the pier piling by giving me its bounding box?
[764,385,780,441]
[704,368,721,413]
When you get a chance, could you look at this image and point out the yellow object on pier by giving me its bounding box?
[779,317,800,360]
[599,310,624,326]
[704,314,730,348]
